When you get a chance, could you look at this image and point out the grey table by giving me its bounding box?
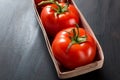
[0,0,120,80]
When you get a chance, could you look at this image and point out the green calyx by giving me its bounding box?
[54,1,69,14]
[71,24,87,44]
[38,0,55,6]
[66,24,87,52]
[38,0,69,15]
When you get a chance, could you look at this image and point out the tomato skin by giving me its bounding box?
[52,28,96,69]
[40,3,80,37]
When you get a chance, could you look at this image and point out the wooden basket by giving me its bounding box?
[32,0,104,79]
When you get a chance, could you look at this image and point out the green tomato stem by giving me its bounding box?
[66,40,76,53]
[54,1,69,14]
[38,0,55,6]
[66,24,87,52]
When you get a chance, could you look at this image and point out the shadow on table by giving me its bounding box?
[60,69,105,80]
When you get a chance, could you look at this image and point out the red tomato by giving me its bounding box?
[52,27,96,69]
[40,2,80,37]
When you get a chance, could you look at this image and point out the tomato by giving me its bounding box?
[40,2,80,37]
[52,26,96,69]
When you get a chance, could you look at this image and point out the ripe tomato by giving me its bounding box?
[40,2,80,37]
[52,27,96,69]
